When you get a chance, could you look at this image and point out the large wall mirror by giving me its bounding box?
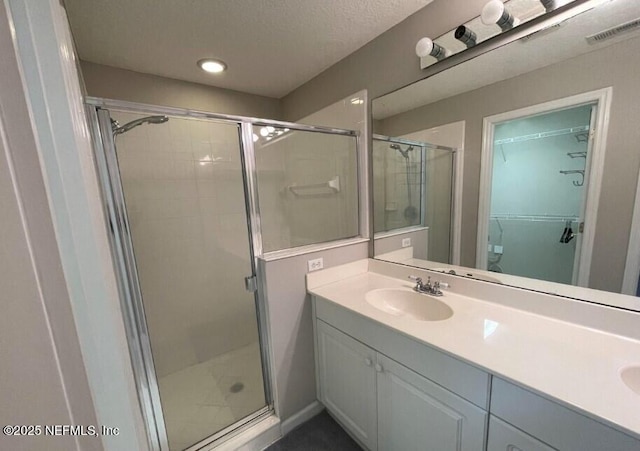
[372,0,640,310]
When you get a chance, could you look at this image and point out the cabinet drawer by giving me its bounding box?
[487,416,556,451]
[491,378,640,451]
[314,296,490,409]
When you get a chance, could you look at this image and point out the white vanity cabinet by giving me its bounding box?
[316,320,377,450]
[487,416,556,451]
[489,378,640,451]
[376,353,487,451]
[308,264,640,451]
[315,319,487,451]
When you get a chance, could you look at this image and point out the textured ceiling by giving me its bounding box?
[374,0,640,119]
[65,0,433,98]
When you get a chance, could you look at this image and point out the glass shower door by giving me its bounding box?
[101,110,267,450]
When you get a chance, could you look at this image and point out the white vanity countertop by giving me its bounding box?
[307,261,640,438]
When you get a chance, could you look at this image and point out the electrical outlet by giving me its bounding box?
[401,238,411,248]
[494,245,504,255]
[307,257,324,272]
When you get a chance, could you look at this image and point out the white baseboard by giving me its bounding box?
[281,401,325,436]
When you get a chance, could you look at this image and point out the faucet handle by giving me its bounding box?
[408,275,424,292]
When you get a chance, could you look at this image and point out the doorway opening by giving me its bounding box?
[477,88,612,286]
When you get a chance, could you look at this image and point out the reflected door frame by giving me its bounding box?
[622,165,640,296]
[476,87,612,287]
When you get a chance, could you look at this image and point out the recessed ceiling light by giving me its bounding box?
[198,59,227,74]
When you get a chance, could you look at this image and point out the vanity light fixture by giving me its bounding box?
[455,25,478,48]
[415,37,451,61]
[539,0,573,12]
[481,0,519,31]
[257,125,289,142]
[197,58,227,74]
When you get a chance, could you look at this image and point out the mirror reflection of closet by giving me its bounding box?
[482,104,594,285]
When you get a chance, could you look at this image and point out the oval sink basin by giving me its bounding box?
[621,366,640,395]
[365,288,453,321]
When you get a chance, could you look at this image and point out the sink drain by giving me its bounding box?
[229,382,244,393]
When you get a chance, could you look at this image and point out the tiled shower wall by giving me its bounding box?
[372,139,423,233]
[113,111,258,378]
[255,130,359,253]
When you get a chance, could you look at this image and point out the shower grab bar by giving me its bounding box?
[288,176,340,196]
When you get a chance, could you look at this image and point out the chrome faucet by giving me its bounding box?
[408,275,444,296]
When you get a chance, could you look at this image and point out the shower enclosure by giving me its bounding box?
[372,134,455,263]
[86,98,359,450]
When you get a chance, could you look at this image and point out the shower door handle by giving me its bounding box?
[244,275,258,293]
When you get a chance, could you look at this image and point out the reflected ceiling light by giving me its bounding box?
[257,126,290,142]
[539,0,573,12]
[415,37,451,60]
[350,97,364,105]
[481,0,519,31]
[197,58,227,73]
[455,25,478,48]
[483,319,499,339]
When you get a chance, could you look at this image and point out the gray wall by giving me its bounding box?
[81,61,282,119]
[260,242,368,421]
[379,37,640,293]
[375,229,429,260]
[280,0,487,121]
[0,3,100,449]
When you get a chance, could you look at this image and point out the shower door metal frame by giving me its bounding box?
[85,96,359,450]
[88,105,169,451]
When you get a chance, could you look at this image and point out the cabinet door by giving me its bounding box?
[376,354,486,451]
[316,321,377,450]
[487,416,557,451]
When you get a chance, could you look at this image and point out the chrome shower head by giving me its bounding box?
[391,143,414,159]
[112,115,169,136]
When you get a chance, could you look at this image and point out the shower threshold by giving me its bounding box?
[186,407,275,451]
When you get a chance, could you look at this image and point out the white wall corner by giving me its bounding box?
[5,0,149,449]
